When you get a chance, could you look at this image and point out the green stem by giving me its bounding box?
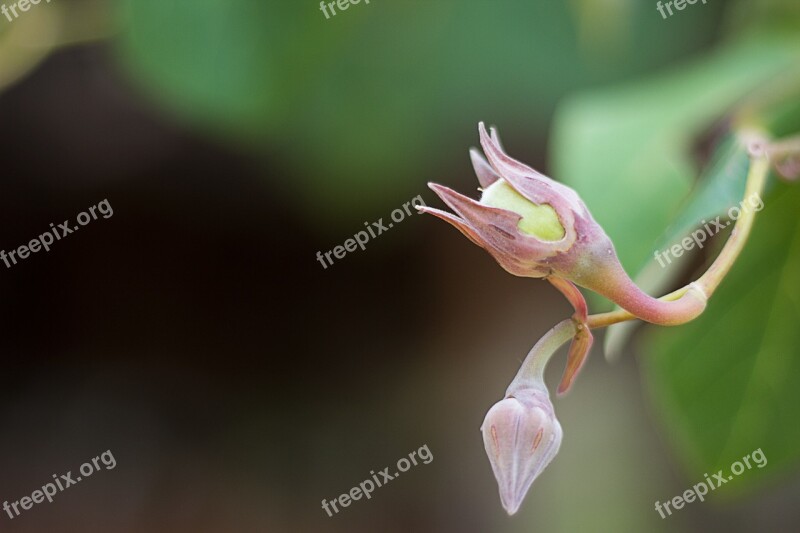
[511,141,771,390]
[506,319,576,394]
[588,139,769,330]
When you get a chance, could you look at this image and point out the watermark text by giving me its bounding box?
[322,444,433,517]
[1,199,113,269]
[655,447,766,519]
[317,195,425,269]
[654,192,763,268]
[3,450,117,520]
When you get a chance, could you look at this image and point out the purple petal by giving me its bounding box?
[489,125,504,151]
[470,149,501,188]
[428,183,552,259]
[478,122,586,218]
[417,204,483,247]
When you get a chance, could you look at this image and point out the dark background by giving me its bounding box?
[1,1,799,532]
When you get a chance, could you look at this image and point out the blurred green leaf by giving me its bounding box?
[114,0,721,219]
[604,134,753,358]
[551,28,800,487]
[552,34,800,296]
[115,0,282,133]
[642,179,800,490]
[649,136,753,258]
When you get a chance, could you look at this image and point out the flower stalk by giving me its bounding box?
[424,123,772,516]
[587,138,769,330]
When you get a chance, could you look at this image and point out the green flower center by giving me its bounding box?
[481,180,565,241]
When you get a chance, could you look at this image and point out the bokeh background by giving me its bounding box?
[1,0,799,531]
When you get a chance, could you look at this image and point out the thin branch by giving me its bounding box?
[587,138,770,331]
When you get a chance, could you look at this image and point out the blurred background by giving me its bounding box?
[1,0,799,531]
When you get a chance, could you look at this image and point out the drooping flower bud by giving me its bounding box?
[481,386,562,515]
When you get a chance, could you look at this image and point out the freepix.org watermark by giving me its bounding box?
[319,0,370,20]
[321,444,433,517]
[1,0,54,23]
[1,199,113,269]
[654,448,767,519]
[656,0,707,20]
[316,194,425,269]
[654,192,763,268]
[2,450,117,520]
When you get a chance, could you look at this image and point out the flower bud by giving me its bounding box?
[421,122,707,326]
[421,122,612,281]
[480,386,562,515]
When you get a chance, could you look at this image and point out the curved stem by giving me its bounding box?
[696,153,769,294]
[587,143,769,330]
[547,276,594,394]
[512,145,771,389]
[587,286,688,329]
[507,319,576,395]
[768,135,800,156]
[767,135,800,180]
[583,258,708,326]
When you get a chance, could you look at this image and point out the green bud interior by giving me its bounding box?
[481,180,565,241]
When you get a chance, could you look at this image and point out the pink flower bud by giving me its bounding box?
[421,122,707,326]
[421,122,608,280]
[480,386,562,515]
